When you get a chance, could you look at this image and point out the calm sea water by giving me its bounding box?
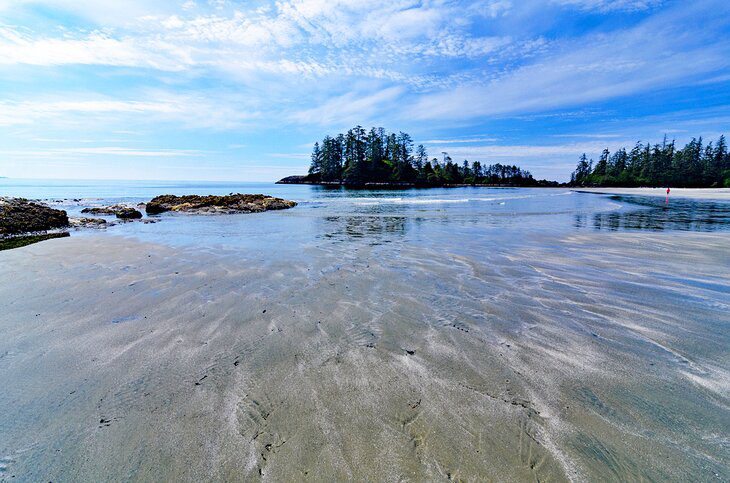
[1,178,729,250]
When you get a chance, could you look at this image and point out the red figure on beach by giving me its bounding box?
[666,187,670,204]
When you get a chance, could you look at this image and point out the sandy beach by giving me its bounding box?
[575,187,730,200]
[1,228,728,481]
[3,0,730,479]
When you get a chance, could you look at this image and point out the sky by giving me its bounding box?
[1,0,729,182]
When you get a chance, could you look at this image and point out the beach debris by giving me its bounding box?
[145,194,297,215]
[195,375,208,386]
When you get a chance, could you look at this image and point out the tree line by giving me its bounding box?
[307,126,556,187]
[571,135,730,187]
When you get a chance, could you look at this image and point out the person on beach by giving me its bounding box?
[666,187,670,204]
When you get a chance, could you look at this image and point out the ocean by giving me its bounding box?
[2,179,729,251]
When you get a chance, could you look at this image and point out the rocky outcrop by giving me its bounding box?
[69,217,108,228]
[81,205,143,219]
[145,194,297,215]
[277,175,310,184]
[0,198,69,236]
[275,174,326,184]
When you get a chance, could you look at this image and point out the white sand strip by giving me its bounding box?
[574,187,730,200]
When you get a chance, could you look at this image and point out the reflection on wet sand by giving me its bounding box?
[575,195,730,231]
[319,215,409,244]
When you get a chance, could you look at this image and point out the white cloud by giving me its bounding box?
[0,0,727,183]
[0,147,204,158]
[266,152,311,159]
[430,141,636,160]
[288,86,405,126]
[0,28,191,70]
[0,0,176,25]
[423,137,500,144]
[0,94,259,130]
[471,1,513,18]
[407,4,730,121]
[552,0,664,12]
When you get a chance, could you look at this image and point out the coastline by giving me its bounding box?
[276,176,561,189]
[574,187,730,200]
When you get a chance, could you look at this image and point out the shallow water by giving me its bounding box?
[0,180,728,481]
[4,179,730,247]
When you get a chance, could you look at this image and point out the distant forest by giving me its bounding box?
[304,127,730,188]
[571,135,730,188]
[306,126,557,187]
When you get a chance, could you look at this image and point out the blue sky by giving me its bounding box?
[1,0,729,182]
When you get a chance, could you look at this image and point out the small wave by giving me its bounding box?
[332,191,575,206]
[396,198,470,204]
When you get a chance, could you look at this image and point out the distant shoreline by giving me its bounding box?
[575,187,730,200]
[275,175,561,189]
[277,176,730,199]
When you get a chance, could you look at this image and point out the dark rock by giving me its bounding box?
[81,205,142,219]
[69,217,108,228]
[81,206,116,215]
[276,175,316,184]
[275,174,343,185]
[116,208,143,219]
[145,194,297,215]
[0,198,69,236]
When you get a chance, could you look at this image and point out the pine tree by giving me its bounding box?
[308,142,322,177]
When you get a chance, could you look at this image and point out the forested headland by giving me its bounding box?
[570,135,730,188]
[278,127,730,188]
[282,126,557,187]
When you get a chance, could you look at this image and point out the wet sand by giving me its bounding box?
[575,187,730,200]
[0,233,728,481]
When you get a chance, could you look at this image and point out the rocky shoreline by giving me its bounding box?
[145,194,297,214]
[0,193,297,250]
[0,198,69,236]
[82,205,143,219]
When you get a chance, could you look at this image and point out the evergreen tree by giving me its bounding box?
[414,144,427,172]
[306,125,554,187]
[570,134,730,187]
[309,142,322,177]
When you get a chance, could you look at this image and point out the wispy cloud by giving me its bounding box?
[552,0,664,12]
[0,147,204,158]
[552,133,623,139]
[288,86,405,126]
[408,2,730,121]
[0,27,191,70]
[0,94,259,130]
[423,137,499,144]
[266,152,311,159]
[430,141,635,160]
[0,0,728,180]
